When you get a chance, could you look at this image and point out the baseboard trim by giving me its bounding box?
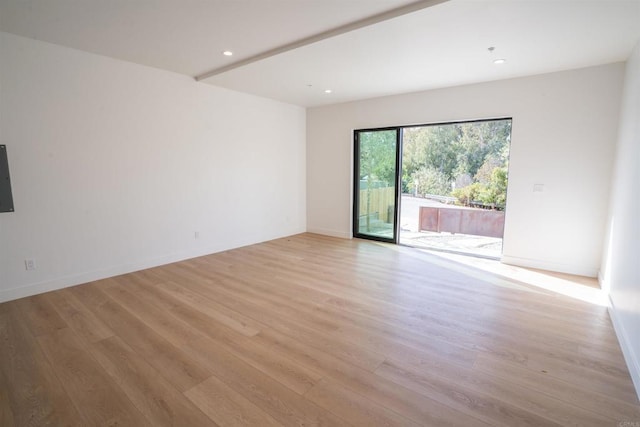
[306,227,351,239]
[501,255,598,278]
[608,294,640,402]
[0,230,306,303]
[0,248,215,303]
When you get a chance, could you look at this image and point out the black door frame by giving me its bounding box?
[353,117,513,246]
[352,127,402,244]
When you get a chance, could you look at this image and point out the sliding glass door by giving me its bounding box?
[353,128,401,243]
[353,118,512,258]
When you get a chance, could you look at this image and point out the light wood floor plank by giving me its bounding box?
[46,288,114,344]
[69,284,212,392]
[13,293,68,337]
[102,288,348,426]
[104,280,323,396]
[198,265,479,371]
[90,335,216,427]
[305,378,421,427]
[0,380,15,427]
[1,233,638,426]
[36,327,150,426]
[377,359,609,427]
[123,271,268,337]
[0,308,84,426]
[154,279,262,336]
[185,375,283,427]
[473,353,640,421]
[155,269,388,372]
[255,327,492,427]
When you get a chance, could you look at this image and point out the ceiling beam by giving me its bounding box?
[195,0,448,81]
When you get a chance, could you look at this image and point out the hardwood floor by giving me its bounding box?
[1,233,639,426]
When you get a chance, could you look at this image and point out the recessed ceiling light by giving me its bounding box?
[223,51,233,56]
[493,58,506,64]
[324,89,332,94]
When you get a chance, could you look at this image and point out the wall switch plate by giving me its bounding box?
[533,184,544,192]
[25,259,36,271]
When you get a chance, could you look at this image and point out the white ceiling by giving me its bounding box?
[1,0,639,107]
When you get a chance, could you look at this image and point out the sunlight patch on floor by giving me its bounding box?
[377,241,608,307]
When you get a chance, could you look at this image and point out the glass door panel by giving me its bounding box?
[353,128,400,242]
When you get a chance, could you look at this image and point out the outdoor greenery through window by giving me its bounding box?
[403,120,511,209]
[354,118,512,258]
[355,129,398,241]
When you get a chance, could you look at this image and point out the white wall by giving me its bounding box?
[602,41,640,398]
[0,32,306,302]
[307,63,624,277]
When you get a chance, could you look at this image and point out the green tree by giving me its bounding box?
[454,120,512,179]
[452,182,483,206]
[479,166,508,208]
[422,125,460,181]
[402,125,460,192]
[359,130,396,186]
[402,119,511,207]
[413,167,450,196]
[401,127,429,191]
[474,155,502,185]
[368,119,511,207]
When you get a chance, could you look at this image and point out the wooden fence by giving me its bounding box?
[359,187,395,223]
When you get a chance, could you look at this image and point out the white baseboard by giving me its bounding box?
[0,230,306,303]
[607,295,640,402]
[501,255,598,278]
[306,227,351,239]
[0,247,212,303]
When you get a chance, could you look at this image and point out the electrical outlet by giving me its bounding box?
[194,231,200,239]
[25,259,36,271]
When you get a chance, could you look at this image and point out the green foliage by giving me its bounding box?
[452,182,483,206]
[403,125,459,183]
[359,130,396,186]
[359,120,511,209]
[454,166,508,209]
[479,167,508,207]
[474,155,502,184]
[403,119,511,208]
[412,167,451,196]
